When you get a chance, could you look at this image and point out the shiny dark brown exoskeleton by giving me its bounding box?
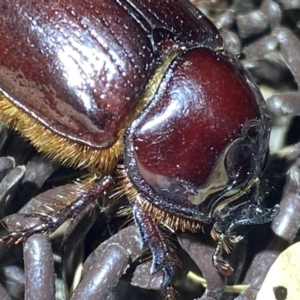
[0,0,279,289]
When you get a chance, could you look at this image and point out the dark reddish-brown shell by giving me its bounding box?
[129,48,260,185]
[124,47,270,220]
[0,0,221,148]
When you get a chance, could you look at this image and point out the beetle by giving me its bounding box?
[0,0,279,289]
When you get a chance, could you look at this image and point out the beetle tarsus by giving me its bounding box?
[165,285,177,300]
[212,238,234,276]
[0,222,49,245]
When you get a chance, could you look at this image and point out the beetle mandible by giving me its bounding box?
[0,0,279,287]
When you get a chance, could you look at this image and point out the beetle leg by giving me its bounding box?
[132,196,176,287]
[0,176,112,244]
[210,202,279,275]
[211,233,234,276]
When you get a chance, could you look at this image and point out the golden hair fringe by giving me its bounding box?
[141,200,202,233]
[0,94,122,172]
[210,227,237,254]
[116,165,202,233]
[113,165,139,200]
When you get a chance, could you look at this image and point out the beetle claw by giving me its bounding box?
[161,263,176,287]
[150,251,176,287]
[214,259,234,276]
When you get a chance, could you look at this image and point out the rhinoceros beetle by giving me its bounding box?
[0,0,279,289]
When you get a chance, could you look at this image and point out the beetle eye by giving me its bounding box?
[226,141,253,185]
[225,123,262,186]
[236,144,253,171]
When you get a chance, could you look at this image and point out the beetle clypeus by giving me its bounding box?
[0,0,279,291]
